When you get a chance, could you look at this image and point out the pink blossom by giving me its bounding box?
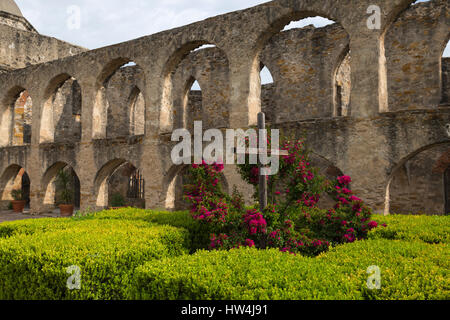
[368,221,378,230]
[337,176,352,186]
[245,239,255,247]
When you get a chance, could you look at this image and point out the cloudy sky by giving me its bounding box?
[15,0,449,56]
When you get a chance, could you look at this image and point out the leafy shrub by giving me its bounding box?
[370,214,450,244]
[76,208,211,253]
[110,193,126,208]
[0,218,74,238]
[0,219,189,300]
[184,137,378,256]
[321,239,449,300]
[131,239,449,300]
[56,169,74,205]
[11,189,24,201]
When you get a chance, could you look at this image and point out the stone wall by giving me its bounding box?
[261,24,349,122]
[0,0,449,215]
[385,0,450,111]
[443,58,450,104]
[0,24,86,70]
[389,144,450,215]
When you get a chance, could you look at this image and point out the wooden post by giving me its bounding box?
[258,112,268,211]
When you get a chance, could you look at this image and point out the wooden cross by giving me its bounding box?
[236,112,288,211]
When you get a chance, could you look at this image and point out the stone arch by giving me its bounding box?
[94,158,145,208]
[129,86,145,136]
[40,74,82,143]
[41,162,81,210]
[256,13,350,123]
[93,58,145,139]
[385,141,450,215]
[0,86,32,147]
[163,164,229,211]
[160,40,230,133]
[0,164,30,210]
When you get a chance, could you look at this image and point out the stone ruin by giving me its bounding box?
[0,0,449,215]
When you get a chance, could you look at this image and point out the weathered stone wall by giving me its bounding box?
[389,144,450,215]
[105,65,145,138]
[0,24,86,70]
[385,0,450,111]
[172,47,231,131]
[52,79,82,143]
[0,11,36,32]
[443,58,450,104]
[261,24,349,122]
[0,0,449,215]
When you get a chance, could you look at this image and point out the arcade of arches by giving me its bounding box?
[0,0,449,215]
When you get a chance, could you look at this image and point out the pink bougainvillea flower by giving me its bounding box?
[368,221,378,229]
[337,176,352,186]
[245,239,255,247]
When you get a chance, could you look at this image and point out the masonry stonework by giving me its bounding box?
[0,0,449,215]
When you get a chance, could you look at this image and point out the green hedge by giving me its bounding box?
[83,208,211,252]
[0,210,448,300]
[0,218,79,239]
[131,239,449,300]
[0,219,189,300]
[370,215,450,244]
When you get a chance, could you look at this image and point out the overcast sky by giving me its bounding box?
[15,0,449,56]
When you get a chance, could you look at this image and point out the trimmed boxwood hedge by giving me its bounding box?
[371,215,450,244]
[130,239,449,300]
[80,208,211,252]
[0,209,448,300]
[0,219,189,300]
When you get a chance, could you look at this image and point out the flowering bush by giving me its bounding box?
[184,137,380,256]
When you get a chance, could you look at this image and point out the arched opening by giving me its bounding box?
[164,164,228,211]
[129,86,145,136]
[0,165,30,210]
[94,159,145,209]
[334,50,351,117]
[182,77,203,131]
[12,90,32,146]
[41,74,82,144]
[442,39,450,104]
[93,59,145,139]
[257,14,350,123]
[260,64,275,123]
[160,41,230,133]
[42,162,81,211]
[0,88,33,147]
[386,143,450,215]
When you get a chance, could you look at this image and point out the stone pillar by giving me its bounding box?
[228,57,260,129]
[76,81,98,212]
[348,33,387,118]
